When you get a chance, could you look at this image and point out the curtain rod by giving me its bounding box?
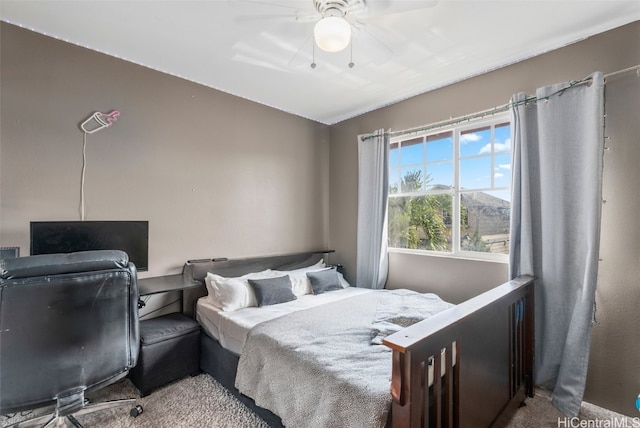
[362,64,640,142]
[604,64,640,80]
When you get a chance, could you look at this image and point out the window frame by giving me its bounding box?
[387,113,511,262]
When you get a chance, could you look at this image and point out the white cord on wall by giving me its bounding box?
[78,110,120,221]
[80,131,88,221]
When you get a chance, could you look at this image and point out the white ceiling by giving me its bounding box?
[1,1,638,124]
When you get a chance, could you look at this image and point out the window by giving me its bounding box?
[388,115,511,260]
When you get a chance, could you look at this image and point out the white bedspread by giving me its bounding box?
[196,287,373,355]
[235,289,453,428]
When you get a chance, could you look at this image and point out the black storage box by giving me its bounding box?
[129,312,200,396]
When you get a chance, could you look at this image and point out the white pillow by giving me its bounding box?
[204,269,278,311]
[275,258,325,274]
[273,259,330,296]
[337,271,350,288]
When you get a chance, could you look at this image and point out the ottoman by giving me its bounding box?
[129,312,200,396]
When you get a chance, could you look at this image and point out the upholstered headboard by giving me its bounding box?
[181,251,330,318]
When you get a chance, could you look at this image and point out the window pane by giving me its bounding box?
[388,115,511,260]
[494,153,511,188]
[426,162,453,189]
[460,157,491,189]
[400,137,423,166]
[389,168,400,194]
[400,167,424,192]
[426,132,453,162]
[389,143,399,168]
[460,191,510,254]
[388,194,453,251]
[460,126,491,157]
[494,123,511,152]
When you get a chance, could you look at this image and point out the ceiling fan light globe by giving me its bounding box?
[314,16,351,53]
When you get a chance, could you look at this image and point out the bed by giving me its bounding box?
[181,251,534,428]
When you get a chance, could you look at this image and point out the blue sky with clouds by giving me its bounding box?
[389,123,511,201]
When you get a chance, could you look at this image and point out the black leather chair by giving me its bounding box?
[0,250,141,427]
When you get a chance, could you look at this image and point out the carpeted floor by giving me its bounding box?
[504,388,635,428]
[1,374,634,428]
[0,375,268,428]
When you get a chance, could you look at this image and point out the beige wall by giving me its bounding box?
[329,22,639,415]
[2,20,639,415]
[0,23,330,279]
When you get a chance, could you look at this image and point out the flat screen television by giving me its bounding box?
[30,221,149,271]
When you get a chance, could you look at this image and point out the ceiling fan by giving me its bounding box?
[230,0,438,68]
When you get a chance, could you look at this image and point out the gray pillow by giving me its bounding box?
[306,268,343,295]
[248,275,296,307]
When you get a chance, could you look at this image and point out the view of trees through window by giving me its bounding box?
[388,118,511,258]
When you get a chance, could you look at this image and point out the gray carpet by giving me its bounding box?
[1,374,633,428]
[505,388,634,428]
[0,375,268,428]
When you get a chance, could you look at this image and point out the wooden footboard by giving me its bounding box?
[383,276,535,428]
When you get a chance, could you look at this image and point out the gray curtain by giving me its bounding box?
[509,72,605,417]
[356,129,389,289]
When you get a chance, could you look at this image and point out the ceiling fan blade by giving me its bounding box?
[228,0,311,11]
[347,0,436,62]
[345,0,367,15]
[234,13,298,23]
[229,0,319,25]
[358,0,439,17]
[233,14,319,26]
